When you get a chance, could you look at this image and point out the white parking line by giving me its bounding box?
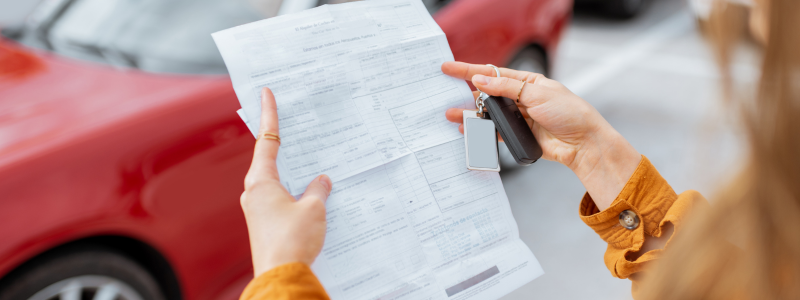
[560,12,694,97]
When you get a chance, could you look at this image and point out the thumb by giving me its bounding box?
[300,175,332,204]
[472,74,527,100]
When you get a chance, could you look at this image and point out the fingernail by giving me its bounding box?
[318,175,331,192]
[473,74,490,85]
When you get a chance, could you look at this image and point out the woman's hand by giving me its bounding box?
[442,61,641,210]
[240,87,332,277]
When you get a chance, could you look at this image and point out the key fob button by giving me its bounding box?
[484,96,542,166]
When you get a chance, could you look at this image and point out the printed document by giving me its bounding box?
[213,1,543,299]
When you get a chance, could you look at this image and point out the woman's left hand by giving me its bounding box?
[442,61,641,210]
[240,87,333,277]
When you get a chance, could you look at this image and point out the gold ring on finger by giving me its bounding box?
[517,80,527,103]
[260,132,281,144]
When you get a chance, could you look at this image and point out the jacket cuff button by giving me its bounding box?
[619,210,640,230]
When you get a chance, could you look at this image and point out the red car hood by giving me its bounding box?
[0,39,234,168]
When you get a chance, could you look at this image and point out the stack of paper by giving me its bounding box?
[213,1,543,299]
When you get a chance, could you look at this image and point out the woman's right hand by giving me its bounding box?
[442,61,641,210]
[241,87,332,278]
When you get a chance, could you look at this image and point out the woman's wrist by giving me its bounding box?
[569,125,641,211]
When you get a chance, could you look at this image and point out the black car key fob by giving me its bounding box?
[484,96,542,165]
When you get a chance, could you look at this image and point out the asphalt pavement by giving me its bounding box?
[498,0,755,298]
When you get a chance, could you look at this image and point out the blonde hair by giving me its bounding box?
[639,0,800,298]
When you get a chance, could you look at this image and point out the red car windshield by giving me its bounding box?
[4,0,450,75]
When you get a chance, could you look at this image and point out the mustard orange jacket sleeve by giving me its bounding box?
[579,155,709,298]
[239,262,330,300]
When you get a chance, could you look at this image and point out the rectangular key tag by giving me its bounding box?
[463,110,500,172]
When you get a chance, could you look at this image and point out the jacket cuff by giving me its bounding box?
[579,156,678,249]
[240,262,330,300]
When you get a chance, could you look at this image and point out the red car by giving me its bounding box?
[0,0,570,299]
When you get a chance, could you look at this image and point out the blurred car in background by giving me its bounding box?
[574,0,646,19]
[0,0,571,299]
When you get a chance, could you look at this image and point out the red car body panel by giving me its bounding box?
[0,0,571,299]
[0,42,255,300]
[439,0,571,68]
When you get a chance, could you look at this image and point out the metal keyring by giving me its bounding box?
[475,64,502,115]
[486,64,501,77]
[476,93,487,115]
